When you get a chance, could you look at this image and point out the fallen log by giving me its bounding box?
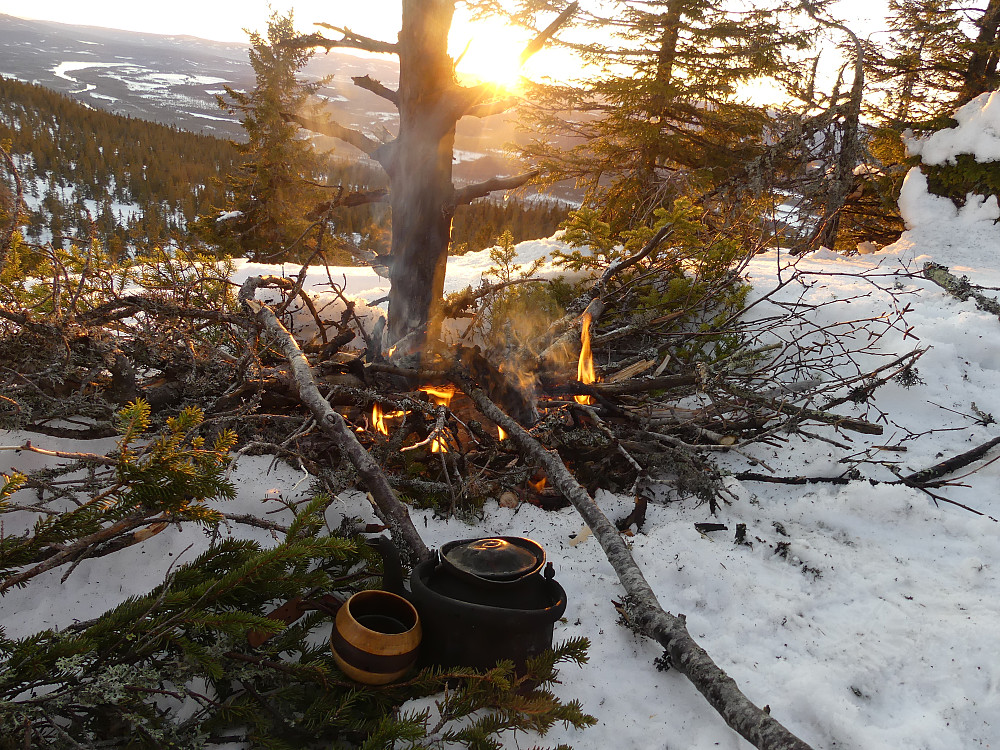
[455,371,815,750]
[922,262,1000,319]
[241,281,430,563]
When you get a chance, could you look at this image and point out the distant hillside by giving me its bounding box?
[0,75,241,254]
[0,75,567,259]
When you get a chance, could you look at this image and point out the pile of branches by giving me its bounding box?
[0,224,948,750]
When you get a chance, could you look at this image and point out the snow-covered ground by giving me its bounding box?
[4,95,1000,749]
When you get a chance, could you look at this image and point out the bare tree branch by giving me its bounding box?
[453,170,540,206]
[306,189,389,221]
[351,75,399,105]
[239,278,430,563]
[282,112,382,156]
[0,441,117,466]
[465,95,520,119]
[520,1,580,65]
[296,25,398,55]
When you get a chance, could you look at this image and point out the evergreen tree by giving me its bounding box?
[515,0,806,231]
[868,0,973,127]
[202,12,330,261]
[957,0,1000,104]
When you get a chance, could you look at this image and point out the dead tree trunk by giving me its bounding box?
[386,0,458,348]
[806,16,865,253]
[290,4,571,351]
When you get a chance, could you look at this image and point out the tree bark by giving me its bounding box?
[958,0,1000,105]
[241,279,430,563]
[383,0,459,350]
[294,3,576,352]
[457,375,815,750]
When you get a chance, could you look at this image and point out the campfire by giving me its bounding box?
[574,310,597,404]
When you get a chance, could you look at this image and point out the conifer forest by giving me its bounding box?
[1,1,1000,748]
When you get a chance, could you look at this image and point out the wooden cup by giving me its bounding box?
[330,590,421,685]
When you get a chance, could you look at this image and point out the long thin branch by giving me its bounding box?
[0,513,151,593]
[922,262,1000,320]
[903,434,1000,485]
[452,170,540,206]
[465,96,519,119]
[0,441,117,466]
[723,383,884,435]
[240,279,429,563]
[283,112,381,156]
[456,373,814,750]
[519,1,580,65]
[297,25,397,55]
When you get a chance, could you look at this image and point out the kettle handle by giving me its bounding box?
[370,536,422,597]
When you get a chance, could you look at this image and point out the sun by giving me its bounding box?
[450,16,531,91]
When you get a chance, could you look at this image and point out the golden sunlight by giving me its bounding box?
[451,18,529,91]
[449,8,589,90]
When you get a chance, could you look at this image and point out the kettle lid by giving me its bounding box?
[442,537,544,582]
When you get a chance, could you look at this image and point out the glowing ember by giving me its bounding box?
[575,311,596,405]
[420,385,456,407]
[498,426,507,441]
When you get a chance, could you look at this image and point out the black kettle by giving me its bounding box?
[378,536,567,673]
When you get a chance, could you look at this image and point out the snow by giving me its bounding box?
[50,60,130,82]
[6,94,1000,749]
[907,90,1000,165]
[183,110,238,122]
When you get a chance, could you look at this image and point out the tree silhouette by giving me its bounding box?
[287,1,575,351]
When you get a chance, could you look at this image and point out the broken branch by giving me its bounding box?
[283,112,381,156]
[240,279,430,563]
[452,170,540,207]
[299,25,397,55]
[351,75,399,105]
[456,371,814,750]
[520,1,580,65]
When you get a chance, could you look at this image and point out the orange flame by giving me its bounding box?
[529,476,547,492]
[575,312,596,405]
[372,403,388,435]
[498,426,507,441]
[385,345,397,358]
[372,403,404,436]
[420,385,456,407]
[430,434,449,453]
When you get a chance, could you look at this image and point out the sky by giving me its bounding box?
[0,0,894,89]
[0,0,893,44]
[0,1,569,86]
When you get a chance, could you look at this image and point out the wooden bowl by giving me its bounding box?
[330,590,421,685]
